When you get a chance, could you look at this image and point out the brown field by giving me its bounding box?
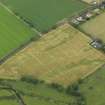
[0,23,104,85]
[80,12,105,42]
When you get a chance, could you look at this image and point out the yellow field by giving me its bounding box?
[0,23,104,85]
[80,12,105,42]
[82,0,101,3]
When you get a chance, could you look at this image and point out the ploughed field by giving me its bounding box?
[0,4,38,60]
[0,0,88,32]
[79,12,105,42]
[0,23,104,85]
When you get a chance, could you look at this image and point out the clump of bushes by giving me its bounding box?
[20,75,43,84]
[49,83,65,92]
[91,39,105,53]
[66,82,86,105]
[66,83,81,96]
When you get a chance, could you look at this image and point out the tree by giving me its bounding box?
[49,83,64,92]
[20,75,40,84]
[66,83,81,96]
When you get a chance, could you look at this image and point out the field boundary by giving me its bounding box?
[81,63,105,81]
[0,36,40,65]
[0,2,42,36]
[0,85,26,105]
[0,2,41,64]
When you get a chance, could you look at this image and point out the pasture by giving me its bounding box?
[0,4,38,60]
[79,12,105,42]
[0,100,18,105]
[0,79,74,105]
[80,66,105,105]
[0,23,104,85]
[0,89,18,105]
[1,0,88,32]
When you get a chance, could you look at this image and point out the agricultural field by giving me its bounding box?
[0,89,18,105]
[0,0,105,105]
[80,66,105,105]
[0,0,88,32]
[0,4,39,60]
[0,79,74,105]
[82,0,101,4]
[0,23,104,85]
[0,100,18,105]
[79,12,105,42]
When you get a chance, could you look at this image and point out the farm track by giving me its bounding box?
[0,86,26,105]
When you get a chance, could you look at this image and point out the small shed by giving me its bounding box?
[71,19,79,25]
[86,12,93,19]
[76,16,83,22]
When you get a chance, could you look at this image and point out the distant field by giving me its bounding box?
[82,0,92,3]
[0,4,38,60]
[0,23,104,85]
[82,0,101,3]
[0,0,88,32]
[80,66,105,105]
[79,12,105,42]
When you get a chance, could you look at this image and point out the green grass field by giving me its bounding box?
[0,4,38,60]
[80,66,105,105]
[0,79,74,105]
[0,100,18,105]
[79,12,105,42]
[1,0,88,32]
[0,89,18,105]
